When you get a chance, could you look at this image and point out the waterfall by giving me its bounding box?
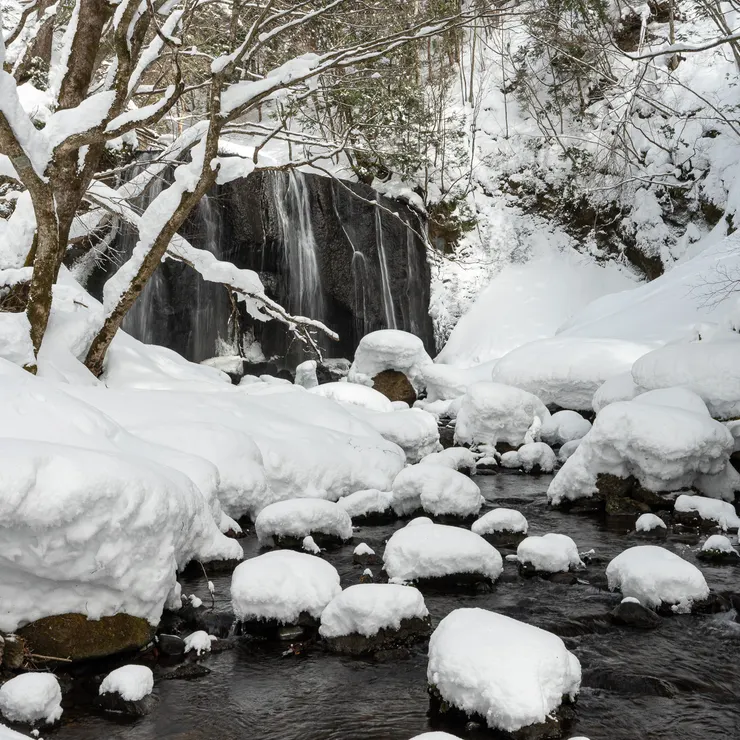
[374,202,397,329]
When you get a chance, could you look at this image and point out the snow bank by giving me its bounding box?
[592,372,639,413]
[501,442,556,473]
[490,337,649,411]
[391,464,483,519]
[99,665,154,702]
[383,521,502,583]
[454,382,550,448]
[548,399,737,507]
[319,584,428,638]
[517,534,582,573]
[0,674,62,725]
[231,550,341,624]
[348,330,433,392]
[421,361,497,402]
[472,509,528,536]
[427,608,581,733]
[419,447,477,474]
[309,382,393,412]
[255,499,353,545]
[635,514,667,532]
[540,411,591,446]
[674,494,740,531]
[605,546,709,611]
[337,489,393,520]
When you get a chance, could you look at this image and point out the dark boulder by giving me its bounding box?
[372,369,417,405]
[608,600,661,629]
[323,615,432,656]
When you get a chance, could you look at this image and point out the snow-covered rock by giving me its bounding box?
[295,360,319,389]
[337,489,394,523]
[99,665,154,702]
[427,608,581,734]
[383,521,502,585]
[391,464,483,520]
[592,372,639,414]
[419,447,477,475]
[0,673,62,725]
[255,499,353,546]
[558,439,581,463]
[309,381,393,412]
[540,411,592,446]
[184,631,217,656]
[302,535,321,554]
[421,362,494,402]
[500,442,557,473]
[454,382,550,448]
[632,387,711,416]
[408,734,462,740]
[698,534,739,562]
[517,534,582,575]
[231,550,341,626]
[471,509,528,547]
[490,337,649,411]
[635,513,667,532]
[348,330,433,393]
[605,546,709,611]
[352,542,378,565]
[673,494,740,531]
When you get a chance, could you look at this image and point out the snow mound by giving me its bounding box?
[558,440,581,463]
[490,337,649,411]
[427,608,581,733]
[391,464,483,519]
[99,665,153,702]
[421,362,498,402]
[231,550,341,624]
[255,498,353,545]
[547,400,737,507]
[348,330,433,392]
[635,513,667,532]
[408,734,462,740]
[184,631,217,655]
[309,381,393,412]
[592,372,639,414]
[295,360,319,389]
[540,411,591,446]
[605,546,709,610]
[674,494,740,531]
[701,535,737,555]
[632,387,710,416]
[337,489,393,520]
[383,522,502,583]
[0,673,62,725]
[517,534,582,573]
[354,543,375,557]
[501,442,556,473]
[419,447,477,474]
[454,382,550,448]
[319,584,428,638]
[472,509,528,536]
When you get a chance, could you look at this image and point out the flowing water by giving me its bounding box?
[53,475,740,740]
[374,203,398,330]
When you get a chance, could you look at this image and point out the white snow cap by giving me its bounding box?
[419,447,477,473]
[231,550,341,623]
[0,673,63,725]
[517,534,582,573]
[540,411,591,446]
[635,513,667,532]
[391,464,483,519]
[353,542,375,557]
[348,330,433,392]
[383,521,502,583]
[319,583,428,638]
[302,535,321,554]
[337,489,393,520]
[255,498,353,545]
[99,665,154,702]
[605,546,709,611]
[294,360,318,389]
[408,734,462,739]
[454,382,550,448]
[701,535,737,554]
[184,631,217,656]
[472,508,528,536]
[501,442,556,473]
[309,381,393,412]
[427,608,581,733]
[674,494,740,531]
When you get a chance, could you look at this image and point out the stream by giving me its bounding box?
[54,474,740,740]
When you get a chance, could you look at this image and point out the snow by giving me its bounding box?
[98,665,154,702]
[547,399,738,507]
[391,464,483,519]
[592,373,640,414]
[421,361,498,403]
[517,534,582,573]
[558,440,581,463]
[383,521,502,583]
[605,546,709,611]
[184,631,217,656]
[427,608,581,733]
[701,535,737,555]
[302,536,321,554]
[348,330,433,393]
[632,387,711,416]
[471,509,528,536]
[454,382,550,448]
[353,543,375,557]
[490,337,650,411]
[418,447,476,474]
[255,499,353,545]
[295,360,318,389]
[319,583,428,638]
[309,382,393,412]
[501,442,557,473]
[231,550,341,624]
[337,489,393,520]
[408,734,461,740]
[635,514,667,532]
[0,674,62,725]
[540,411,592,446]
[674,494,740,531]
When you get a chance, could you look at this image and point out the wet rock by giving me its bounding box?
[0,634,25,670]
[18,613,155,662]
[546,572,579,586]
[157,662,211,681]
[156,634,185,658]
[437,420,456,450]
[372,369,417,405]
[95,691,157,717]
[236,611,319,640]
[176,605,235,638]
[608,600,661,630]
[323,615,432,656]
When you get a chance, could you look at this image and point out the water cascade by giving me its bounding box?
[374,202,398,330]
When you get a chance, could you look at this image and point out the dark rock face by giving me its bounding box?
[608,600,662,630]
[372,369,417,405]
[323,615,432,656]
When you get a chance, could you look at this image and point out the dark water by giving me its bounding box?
[54,475,740,740]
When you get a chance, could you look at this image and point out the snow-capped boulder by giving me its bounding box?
[97,665,155,715]
[499,442,556,474]
[295,360,319,389]
[592,372,640,414]
[391,464,483,520]
[0,673,62,725]
[608,597,661,630]
[309,381,393,412]
[337,489,394,524]
[517,534,583,576]
[408,734,462,740]
[231,550,341,632]
[634,513,667,539]
[673,494,740,532]
[383,521,502,588]
[184,631,217,656]
[454,382,550,449]
[605,546,709,612]
[254,499,353,548]
[353,542,379,565]
[632,387,711,416]
[427,608,581,736]
[540,411,592,446]
[698,534,740,563]
[558,439,581,463]
[471,508,528,547]
[319,584,431,654]
[419,447,477,475]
